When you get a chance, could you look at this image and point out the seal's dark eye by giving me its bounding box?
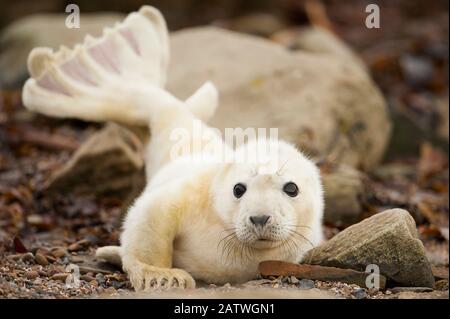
[283,182,299,197]
[233,183,246,198]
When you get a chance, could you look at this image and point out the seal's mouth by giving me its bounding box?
[234,224,289,249]
[255,235,275,242]
[251,237,281,249]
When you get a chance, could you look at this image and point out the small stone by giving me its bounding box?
[391,287,434,294]
[25,271,39,280]
[298,279,315,290]
[51,273,69,282]
[51,247,67,258]
[83,235,100,246]
[67,239,92,252]
[106,273,125,282]
[68,243,81,252]
[352,288,367,299]
[21,252,35,263]
[7,254,24,261]
[111,281,125,289]
[35,248,51,256]
[90,280,99,287]
[45,255,57,263]
[81,274,95,282]
[49,268,63,276]
[431,265,449,280]
[27,214,54,231]
[435,280,448,291]
[35,253,49,266]
[103,287,116,294]
[69,256,85,263]
[243,279,273,287]
[95,273,105,285]
[290,276,299,284]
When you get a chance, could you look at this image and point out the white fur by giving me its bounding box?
[117,125,324,288]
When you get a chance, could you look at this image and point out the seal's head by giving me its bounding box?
[212,140,324,257]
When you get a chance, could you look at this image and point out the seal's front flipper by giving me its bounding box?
[96,245,123,268]
[185,81,218,122]
[122,257,196,290]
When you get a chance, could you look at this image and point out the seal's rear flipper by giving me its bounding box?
[22,5,218,127]
[96,246,123,268]
[22,6,174,125]
[185,81,218,122]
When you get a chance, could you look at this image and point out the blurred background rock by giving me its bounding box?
[1,0,448,152]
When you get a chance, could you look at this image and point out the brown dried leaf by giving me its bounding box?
[13,236,27,253]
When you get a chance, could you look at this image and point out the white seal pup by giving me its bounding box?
[22,6,324,290]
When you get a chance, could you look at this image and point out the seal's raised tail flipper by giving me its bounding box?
[22,6,218,126]
[96,245,123,268]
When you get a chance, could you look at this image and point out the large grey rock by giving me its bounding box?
[272,27,367,71]
[0,13,124,87]
[222,13,286,37]
[303,209,435,288]
[168,27,391,170]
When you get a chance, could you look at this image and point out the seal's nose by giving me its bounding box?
[249,215,271,227]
